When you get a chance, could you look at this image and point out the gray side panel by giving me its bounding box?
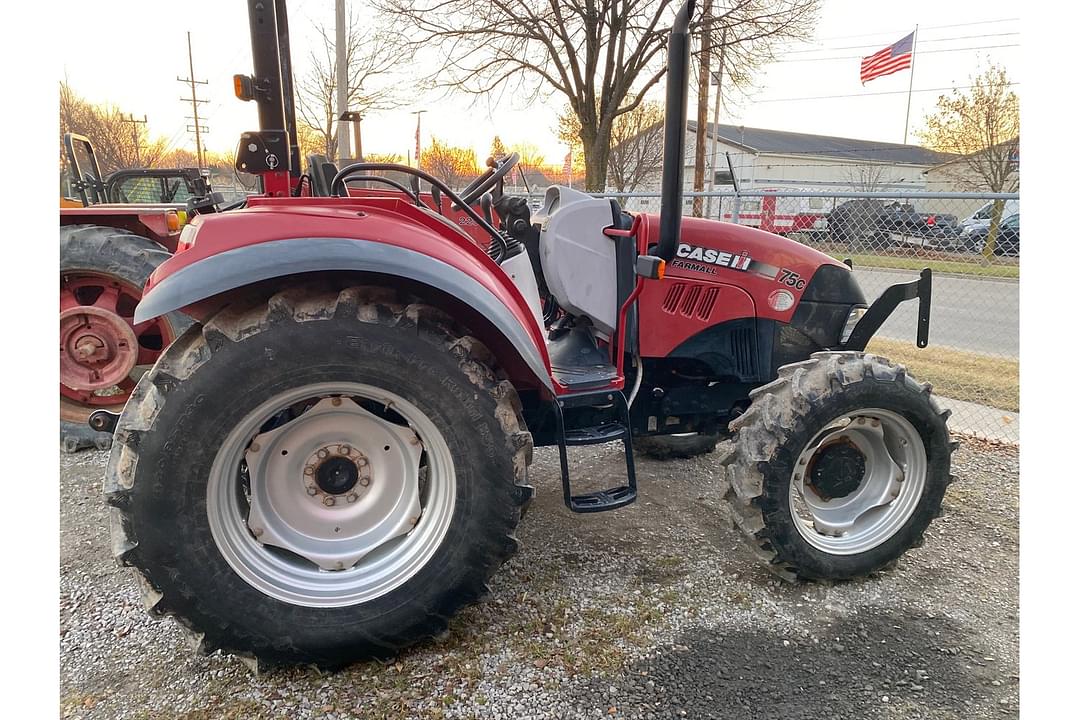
[136,238,552,390]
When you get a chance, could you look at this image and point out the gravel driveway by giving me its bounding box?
[60,437,1018,720]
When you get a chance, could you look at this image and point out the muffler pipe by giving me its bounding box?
[656,0,696,262]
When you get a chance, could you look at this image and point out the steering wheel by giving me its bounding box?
[456,152,519,207]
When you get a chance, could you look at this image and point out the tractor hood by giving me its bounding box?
[641,214,854,322]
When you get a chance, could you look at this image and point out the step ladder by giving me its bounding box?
[552,389,637,513]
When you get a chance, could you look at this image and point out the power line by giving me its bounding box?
[783,32,1019,55]
[773,43,1019,63]
[751,83,1019,104]
[793,17,1018,44]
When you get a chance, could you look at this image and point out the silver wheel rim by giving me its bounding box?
[788,408,926,555]
[207,382,456,607]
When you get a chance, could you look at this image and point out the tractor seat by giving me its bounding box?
[307,154,338,197]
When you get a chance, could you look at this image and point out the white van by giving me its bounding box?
[959,198,1019,233]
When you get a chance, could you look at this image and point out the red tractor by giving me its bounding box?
[60,133,214,451]
[96,0,951,670]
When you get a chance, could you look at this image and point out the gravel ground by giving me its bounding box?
[60,436,1018,720]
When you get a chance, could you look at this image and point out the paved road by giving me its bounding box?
[853,267,1019,357]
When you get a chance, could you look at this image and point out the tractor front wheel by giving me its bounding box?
[723,352,953,581]
[105,286,534,669]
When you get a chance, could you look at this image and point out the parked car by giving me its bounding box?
[959,212,1019,256]
[958,198,1020,235]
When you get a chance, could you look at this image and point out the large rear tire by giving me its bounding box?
[60,225,189,452]
[105,286,534,669]
[723,352,953,581]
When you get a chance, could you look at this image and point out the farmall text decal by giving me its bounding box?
[672,243,781,281]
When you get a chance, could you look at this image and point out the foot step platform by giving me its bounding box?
[553,390,637,513]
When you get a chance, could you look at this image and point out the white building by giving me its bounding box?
[627,123,956,218]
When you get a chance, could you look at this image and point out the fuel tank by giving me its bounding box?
[636,214,865,370]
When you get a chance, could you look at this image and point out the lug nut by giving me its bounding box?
[306,486,318,496]
[323,496,336,507]
[346,493,358,503]
[359,477,370,487]
[338,444,351,455]
[357,457,368,467]
[303,465,315,476]
[317,448,329,459]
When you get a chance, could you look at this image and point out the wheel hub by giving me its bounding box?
[806,440,866,500]
[59,305,138,391]
[243,397,425,571]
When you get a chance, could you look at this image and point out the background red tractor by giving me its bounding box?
[94,0,952,670]
[59,133,209,451]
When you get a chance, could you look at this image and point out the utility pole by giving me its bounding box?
[691,0,713,218]
[704,28,727,219]
[335,0,350,163]
[121,114,148,166]
[178,31,209,169]
[411,110,426,167]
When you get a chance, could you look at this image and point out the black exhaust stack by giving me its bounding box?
[656,0,696,262]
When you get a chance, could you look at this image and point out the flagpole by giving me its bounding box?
[903,25,919,144]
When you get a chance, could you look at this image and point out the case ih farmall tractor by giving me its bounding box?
[95,0,951,669]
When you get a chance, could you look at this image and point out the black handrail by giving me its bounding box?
[330,162,504,243]
[339,174,423,205]
[657,0,696,262]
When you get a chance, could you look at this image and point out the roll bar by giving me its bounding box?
[656,0,696,263]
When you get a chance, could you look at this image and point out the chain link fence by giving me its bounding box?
[544,189,1020,444]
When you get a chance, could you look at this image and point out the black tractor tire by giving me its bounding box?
[635,432,719,459]
[105,285,534,670]
[60,225,189,452]
[723,352,953,582]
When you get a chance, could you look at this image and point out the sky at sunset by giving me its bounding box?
[57,0,1019,165]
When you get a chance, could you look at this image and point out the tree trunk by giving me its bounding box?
[982,198,1004,260]
[581,125,612,192]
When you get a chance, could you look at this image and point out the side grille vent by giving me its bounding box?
[662,283,685,313]
[661,283,719,321]
[730,327,755,377]
[697,287,719,320]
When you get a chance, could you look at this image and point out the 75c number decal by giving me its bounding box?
[777,269,806,290]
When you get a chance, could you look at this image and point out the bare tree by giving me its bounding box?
[59,82,167,175]
[844,164,896,192]
[919,64,1019,194]
[379,0,817,191]
[608,102,667,192]
[558,101,665,192]
[295,9,399,161]
[919,63,1019,256]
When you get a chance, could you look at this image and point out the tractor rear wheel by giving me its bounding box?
[723,352,953,581]
[60,225,189,452]
[105,286,534,669]
[635,432,719,459]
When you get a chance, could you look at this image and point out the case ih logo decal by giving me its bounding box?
[673,243,780,280]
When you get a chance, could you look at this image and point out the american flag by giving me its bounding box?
[860,32,915,84]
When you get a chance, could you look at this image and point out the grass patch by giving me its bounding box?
[867,337,1019,412]
[829,252,1019,279]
